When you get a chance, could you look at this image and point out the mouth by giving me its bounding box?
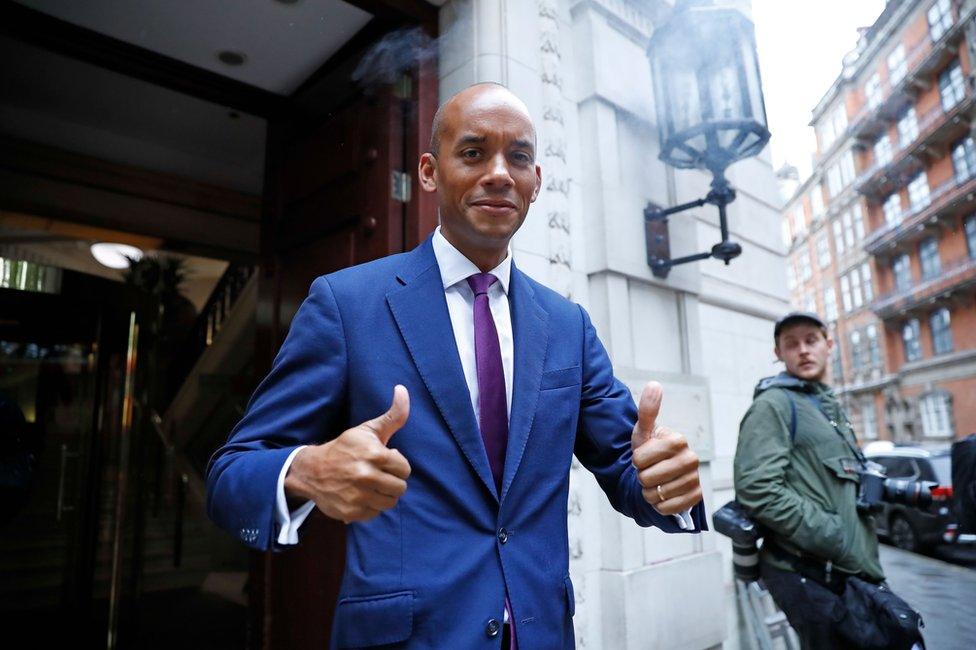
[470,198,518,214]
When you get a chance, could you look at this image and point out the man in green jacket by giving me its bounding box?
[734,312,885,648]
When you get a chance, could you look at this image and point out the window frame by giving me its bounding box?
[929,307,953,355]
[928,0,954,42]
[902,317,922,362]
[918,236,941,280]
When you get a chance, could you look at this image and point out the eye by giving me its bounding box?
[461,149,482,160]
[511,151,533,165]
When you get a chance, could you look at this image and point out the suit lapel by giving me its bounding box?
[501,266,549,502]
[386,238,498,502]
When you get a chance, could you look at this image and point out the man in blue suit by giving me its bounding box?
[207,82,707,648]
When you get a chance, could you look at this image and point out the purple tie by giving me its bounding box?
[467,273,508,493]
[467,273,516,650]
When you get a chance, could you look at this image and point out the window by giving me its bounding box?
[841,150,856,187]
[928,0,953,42]
[827,164,843,197]
[861,399,878,440]
[952,136,976,183]
[824,285,838,322]
[892,253,912,291]
[940,60,965,111]
[852,204,865,241]
[866,324,880,367]
[907,173,931,212]
[818,119,836,152]
[842,210,855,250]
[817,234,831,268]
[897,107,918,147]
[811,186,825,218]
[841,275,853,312]
[902,318,922,362]
[888,45,907,86]
[884,193,903,225]
[966,214,976,258]
[833,219,846,255]
[804,292,816,314]
[875,134,893,166]
[861,262,874,301]
[850,330,863,371]
[919,237,941,279]
[832,106,848,140]
[865,73,883,109]
[930,307,953,354]
[919,391,953,438]
[850,267,864,309]
[787,261,796,290]
[799,250,812,281]
[830,337,844,383]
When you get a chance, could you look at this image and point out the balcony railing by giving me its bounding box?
[847,1,975,143]
[854,83,975,198]
[863,166,976,255]
[871,254,976,318]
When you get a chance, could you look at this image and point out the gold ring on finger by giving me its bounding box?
[656,484,666,502]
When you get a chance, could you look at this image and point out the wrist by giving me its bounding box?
[283,445,316,501]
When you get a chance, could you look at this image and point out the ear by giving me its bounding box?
[530,164,542,202]
[825,336,834,351]
[418,152,438,193]
[773,344,783,362]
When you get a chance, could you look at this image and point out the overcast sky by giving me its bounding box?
[751,0,887,181]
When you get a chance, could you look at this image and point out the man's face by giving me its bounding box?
[775,322,832,383]
[419,87,542,256]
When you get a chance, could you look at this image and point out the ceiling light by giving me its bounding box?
[90,243,143,269]
[217,51,247,66]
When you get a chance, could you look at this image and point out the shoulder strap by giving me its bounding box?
[788,391,797,443]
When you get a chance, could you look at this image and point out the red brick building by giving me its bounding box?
[783,0,976,442]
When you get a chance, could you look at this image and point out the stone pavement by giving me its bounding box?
[880,544,976,650]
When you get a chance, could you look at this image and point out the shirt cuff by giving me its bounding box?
[672,508,694,531]
[275,446,315,545]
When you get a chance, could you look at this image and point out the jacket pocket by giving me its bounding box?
[822,456,861,483]
[335,591,414,648]
[564,576,576,616]
[541,366,582,390]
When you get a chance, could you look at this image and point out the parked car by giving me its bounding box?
[863,441,975,553]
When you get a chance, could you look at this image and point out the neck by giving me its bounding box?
[440,228,508,272]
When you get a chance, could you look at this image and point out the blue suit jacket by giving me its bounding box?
[207,236,706,649]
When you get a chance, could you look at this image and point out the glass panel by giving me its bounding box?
[919,237,941,279]
[966,215,976,258]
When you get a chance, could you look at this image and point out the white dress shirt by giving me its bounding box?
[273,226,690,545]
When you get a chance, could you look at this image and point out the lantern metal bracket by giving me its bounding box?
[643,174,742,279]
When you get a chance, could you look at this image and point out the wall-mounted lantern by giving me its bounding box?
[645,0,771,278]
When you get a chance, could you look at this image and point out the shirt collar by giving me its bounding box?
[432,226,511,294]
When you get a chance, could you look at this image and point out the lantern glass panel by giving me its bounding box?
[647,4,770,171]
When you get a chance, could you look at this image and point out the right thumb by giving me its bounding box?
[364,385,410,445]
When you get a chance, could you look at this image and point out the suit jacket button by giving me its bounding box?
[497,528,509,544]
[485,619,501,637]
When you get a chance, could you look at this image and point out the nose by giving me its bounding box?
[482,152,514,188]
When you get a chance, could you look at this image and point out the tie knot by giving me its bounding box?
[466,273,497,296]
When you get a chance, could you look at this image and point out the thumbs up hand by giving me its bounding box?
[630,382,702,516]
[285,385,412,523]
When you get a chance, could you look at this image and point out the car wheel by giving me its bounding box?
[889,515,918,553]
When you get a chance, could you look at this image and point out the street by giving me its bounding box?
[880,544,976,650]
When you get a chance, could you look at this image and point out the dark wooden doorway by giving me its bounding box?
[252,37,438,650]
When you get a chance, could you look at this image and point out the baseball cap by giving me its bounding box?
[773,311,827,340]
